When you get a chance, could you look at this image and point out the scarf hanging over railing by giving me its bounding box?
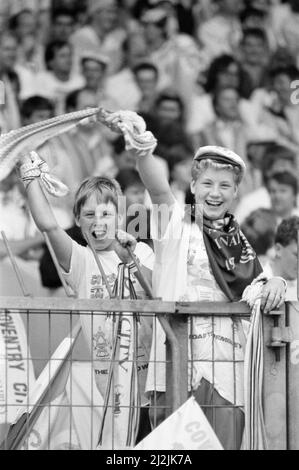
[97,264,140,449]
[242,275,269,450]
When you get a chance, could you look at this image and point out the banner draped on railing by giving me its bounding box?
[97,264,140,449]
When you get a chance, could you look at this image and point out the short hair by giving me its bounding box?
[240,7,266,24]
[45,40,71,69]
[52,8,75,23]
[116,169,144,192]
[191,159,242,186]
[261,144,296,179]
[275,216,299,246]
[65,88,84,110]
[242,27,268,44]
[204,54,240,93]
[241,208,276,255]
[269,64,299,82]
[20,96,54,119]
[9,9,33,31]
[267,171,298,195]
[155,91,184,117]
[73,177,122,220]
[133,62,159,79]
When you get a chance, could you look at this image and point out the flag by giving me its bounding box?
[135,397,223,450]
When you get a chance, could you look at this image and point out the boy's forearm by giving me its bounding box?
[25,179,59,232]
[136,152,174,206]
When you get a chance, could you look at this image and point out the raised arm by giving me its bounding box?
[19,155,73,272]
[136,151,175,207]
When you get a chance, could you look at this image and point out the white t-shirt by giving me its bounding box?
[63,240,154,403]
[146,202,247,406]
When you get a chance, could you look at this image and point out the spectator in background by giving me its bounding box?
[263,216,299,300]
[105,33,147,110]
[271,0,299,67]
[234,144,298,223]
[34,40,84,114]
[186,54,252,140]
[81,51,117,110]
[0,33,21,132]
[20,95,54,124]
[267,170,299,225]
[197,0,244,63]
[198,86,254,199]
[241,207,277,267]
[250,65,299,151]
[71,0,127,76]
[238,27,270,98]
[133,62,159,114]
[9,9,45,73]
[140,7,201,103]
[145,90,193,171]
[51,8,76,42]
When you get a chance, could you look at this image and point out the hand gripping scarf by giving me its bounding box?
[202,214,263,301]
[97,264,140,449]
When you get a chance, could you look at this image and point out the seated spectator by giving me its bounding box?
[250,65,299,151]
[133,62,159,114]
[9,8,45,74]
[263,216,299,300]
[51,8,76,42]
[198,86,254,199]
[267,170,299,225]
[0,32,21,132]
[34,40,84,114]
[140,7,201,102]
[238,27,270,99]
[105,33,147,110]
[197,0,243,63]
[241,208,277,267]
[234,144,298,223]
[145,91,194,170]
[271,0,299,67]
[21,95,54,124]
[186,54,253,139]
[70,0,127,76]
[80,51,118,110]
[240,5,277,52]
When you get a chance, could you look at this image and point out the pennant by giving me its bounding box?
[135,397,223,450]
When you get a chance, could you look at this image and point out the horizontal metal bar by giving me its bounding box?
[0,296,252,315]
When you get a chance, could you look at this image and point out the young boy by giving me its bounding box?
[100,110,287,449]
[19,153,154,446]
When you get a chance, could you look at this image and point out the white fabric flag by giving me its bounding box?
[135,397,223,450]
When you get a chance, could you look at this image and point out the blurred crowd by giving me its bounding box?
[0,0,299,299]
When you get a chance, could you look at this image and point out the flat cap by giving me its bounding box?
[194,145,246,179]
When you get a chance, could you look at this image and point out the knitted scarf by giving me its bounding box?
[202,214,263,301]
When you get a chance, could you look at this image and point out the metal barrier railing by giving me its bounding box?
[0,296,275,450]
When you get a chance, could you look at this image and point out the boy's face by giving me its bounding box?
[76,193,121,251]
[190,167,237,220]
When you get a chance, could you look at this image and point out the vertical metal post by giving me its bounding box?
[263,306,288,449]
[165,313,188,416]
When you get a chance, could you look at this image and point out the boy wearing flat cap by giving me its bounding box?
[101,112,287,449]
